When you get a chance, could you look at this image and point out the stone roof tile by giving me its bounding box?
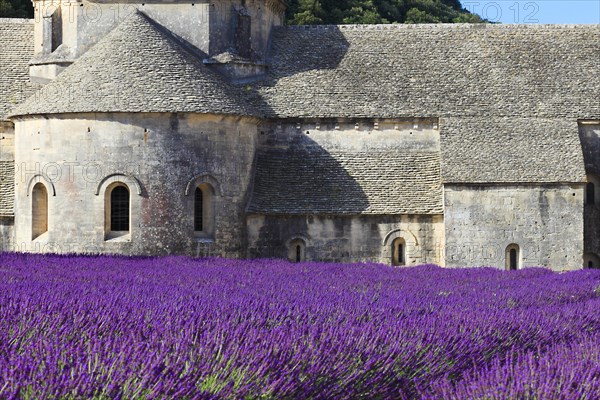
[0,19,34,121]
[0,161,14,216]
[10,12,259,117]
[248,150,443,214]
[440,117,586,183]
[257,24,600,120]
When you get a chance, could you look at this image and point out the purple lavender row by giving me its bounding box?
[0,254,599,398]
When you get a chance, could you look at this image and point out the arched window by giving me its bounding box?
[32,182,48,240]
[391,237,406,266]
[505,244,520,271]
[288,239,306,262]
[194,183,215,237]
[106,184,130,234]
[194,187,203,232]
[587,182,595,205]
[584,253,600,269]
[586,175,600,205]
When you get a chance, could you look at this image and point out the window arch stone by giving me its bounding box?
[104,182,130,240]
[31,182,48,240]
[585,175,600,206]
[505,244,521,271]
[382,228,418,265]
[95,173,143,196]
[26,173,56,197]
[193,183,215,238]
[186,174,220,240]
[391,237,406,266]
[184,173,221,196]
[287,237,307,263]
[584,253,600,269]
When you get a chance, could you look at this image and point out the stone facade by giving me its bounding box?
[12,113,258,256]
[444,185,584,270]
[0,4,599,270]
[247,214,444,265]
[579,122,600,268]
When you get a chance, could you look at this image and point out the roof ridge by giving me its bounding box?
[279,23,600,30]
[0,18,33,24]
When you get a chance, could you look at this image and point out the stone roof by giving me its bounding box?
[250,24,597,186]
[0,161,14,217]
[10,11,258,117]
[0,19,34,121]
[440,117,586,183]
[2,19,597,193]
[248,150,443,214]
[256,24,600,120]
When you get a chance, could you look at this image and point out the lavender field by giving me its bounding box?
[1,254,600,399]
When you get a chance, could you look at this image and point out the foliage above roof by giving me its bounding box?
[1,0,480,24]
[0,0,32,18]
[286,0,484,25]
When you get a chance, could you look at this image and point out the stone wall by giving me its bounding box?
[246,118,444,265]
[578,121,600,262]
[444,184,584,270]
[0,217,13,251]
[0,121,14,161]
[258,118,440,152]
[12,112,258,256]
[246,214,444,265]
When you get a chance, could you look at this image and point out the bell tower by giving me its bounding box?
[29,0,286,83]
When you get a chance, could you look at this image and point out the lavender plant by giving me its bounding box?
[0,253,599,399]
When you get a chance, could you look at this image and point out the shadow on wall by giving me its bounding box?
[263,25,351,79]
[247,25,356,214]
[235,25,352,117]
[247,130,371,259]
[247,132,370,214]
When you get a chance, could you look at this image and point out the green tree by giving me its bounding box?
[286,0,485,25]
[405,7,440,23]
[0,0,484,25]
[0,0,33,18]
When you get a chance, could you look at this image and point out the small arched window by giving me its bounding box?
[584,253,600,269]
[32,182,48,240]
[587,182,595,205]
[391,237,406,266]
[194,183,215,237]
[194,187,203,232]
[107,184,130,233]
[288,239,306,263]
[506,244,520,271]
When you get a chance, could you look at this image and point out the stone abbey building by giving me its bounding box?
[0,1,598,270]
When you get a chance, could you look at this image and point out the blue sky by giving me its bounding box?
[460,0,600,23]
